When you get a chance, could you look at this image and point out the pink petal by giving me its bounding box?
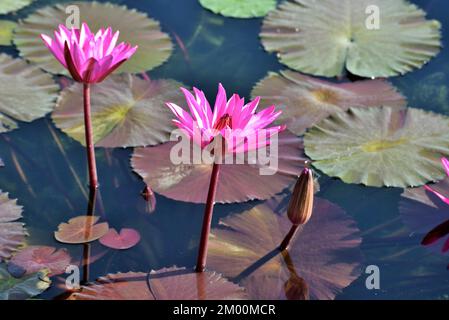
[99,228,141,250]
[166,102,194,129]
[424,185,449,206]
[212,83,228,125]
[442,158,449,177]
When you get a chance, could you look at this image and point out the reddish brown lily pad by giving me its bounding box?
[0,191,27,262]
[131,131,309,204]
[8,246,71,277]
[252,70,406,135]
[400,177,449,255]
[68,267,246,300]
[208,197,363,300]
[54,216,109,244]
[99,228,141,250]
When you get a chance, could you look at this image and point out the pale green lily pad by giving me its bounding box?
[52,74,185,148]
[261,0,441,77]
[14,1,172,75]
[0,54,59,133]
[0,264,50,300]
[252,70,406,135]
[0,0,34,15]
[304,107,449,188]
[0,20,17,46]
[199,0,276,18]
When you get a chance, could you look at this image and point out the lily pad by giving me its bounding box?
[304,107,449,188]
[252,70,406,135]
[52,74,185,148]
[0,20,17,46]
[68,267,246,300]
[260,0,441,77]
[54,216,109,244]
[199,0,276,18]
[14,1,173,74]
[0,54,59,133]
[99,228,141,250]
[208,197,363,300]
[0,191,27,262]
[0,0,34,15]
[400,179,449,255]
[131,131,309,204]
[8,246,72,277]
[0,264,50,300]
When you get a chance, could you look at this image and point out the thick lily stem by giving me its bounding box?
[83,83,98,191]
[196,163,221,272]
[279,224,300,251]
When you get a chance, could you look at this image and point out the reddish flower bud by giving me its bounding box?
[287,168,314,226]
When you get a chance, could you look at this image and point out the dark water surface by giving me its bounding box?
[1,0,449,300]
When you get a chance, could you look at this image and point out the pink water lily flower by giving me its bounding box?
[41,23,137,83]
[166,84,286,153]
[425,158,449,205]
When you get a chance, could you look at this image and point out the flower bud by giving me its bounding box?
[287,168,314,225]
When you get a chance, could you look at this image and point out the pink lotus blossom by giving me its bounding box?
[425,158,449,205]
[41,23,137,83]
[166,84,286,153]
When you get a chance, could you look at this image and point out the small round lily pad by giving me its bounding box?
[261,0,441,77]
[199,0,276,18]
[14,1,173,74]
[252,70,406,135]
[54,216,109,244]
[99,228,141,250]
[305,106,449,188]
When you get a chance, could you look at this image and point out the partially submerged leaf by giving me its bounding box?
[8,246,72,277]
[208,197,363,300]
[52,74,185,148]
[0,0,34,15]
[68,267,246,300]
[99,228,141,250]
[0,264,50,300]
[305,107,449,188]
[131,131,309,203]
[14,1,173,74]
[252,70,406,135]
[261,0,441,77]
[0,54,59,133]
[54,216,109,244]
[0,20,17,46]
[199,0,276,18]
[0,191,27,262]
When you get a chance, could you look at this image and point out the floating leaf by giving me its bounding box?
[131,131,309,203]
[0,0,34,15]
[0,264,50,300]
[14,1,173,74]
[52,74,185,148]
[8,246,71,277]
[252,70,406,135]
[0,20,17,46]
[0,191,26,262]
[0,54,59,133]
[260,0,441,77]
[54,216,109,244]
[208,197,363,300]
[400,179,449,255]
[199,0,276,18]
[99,228,141,250]
[68,267,246,300]
[305,107,449,188]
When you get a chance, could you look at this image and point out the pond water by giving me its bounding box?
[1,0,449,300]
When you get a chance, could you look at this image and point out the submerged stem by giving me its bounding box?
[195,163,221,272]
[83,83,98,191]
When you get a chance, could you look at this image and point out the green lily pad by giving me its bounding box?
[261,0,441,77]
[0,191,27,262]
[14,1,173,74]
[0,0,34,15]
[0,20,17,46]
[0,54,59,133]
[252,70,406,135]
[304,106,449,188]
[199,0,276,18]
[0,264,50,300]
[52,74,185,148]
